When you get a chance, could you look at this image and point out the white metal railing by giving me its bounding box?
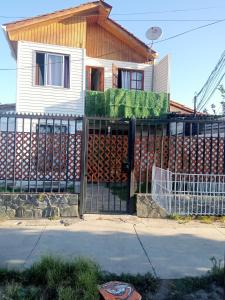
[151,165,225,215]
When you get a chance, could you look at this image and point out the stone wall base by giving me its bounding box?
[0,193,79,219]
[136,194,168,218]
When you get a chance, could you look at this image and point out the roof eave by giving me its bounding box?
[3,1,111,31]
[104,18,157,61]
[1,25,17,59]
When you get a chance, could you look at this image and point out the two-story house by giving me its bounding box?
[2,0,170,116]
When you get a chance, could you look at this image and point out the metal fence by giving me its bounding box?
[84,115,225,214]
[135,115,225,194]
[152,165,225,215]
[1,112,225,216]
[85,117,131,213]
[0,113,85,194]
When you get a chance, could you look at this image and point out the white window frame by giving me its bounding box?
[34,51,70,89]
[45,53,65,88]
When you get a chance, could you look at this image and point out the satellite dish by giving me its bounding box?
[145,27,162,41]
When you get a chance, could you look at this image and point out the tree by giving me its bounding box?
[218,84,225,115]
[211,104,216,115]
[218,84,225,100]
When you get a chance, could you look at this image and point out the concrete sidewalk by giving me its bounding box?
[0,216,224,279]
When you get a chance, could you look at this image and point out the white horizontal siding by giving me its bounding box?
[153,55,171,93]
[16,41,85,115]
[16,41,170,116]
[85,56,153,91]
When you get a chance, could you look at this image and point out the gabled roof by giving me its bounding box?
[2,1,156,59]
[3,1,112,30]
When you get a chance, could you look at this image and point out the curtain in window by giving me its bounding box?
[64,56,70,88]
[35,53,45,85]
[47,54,63,86]
[121,71,131,89]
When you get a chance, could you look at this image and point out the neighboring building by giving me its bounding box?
[170,100,195,114]
[0,103,16,113]
[2,0,170,116]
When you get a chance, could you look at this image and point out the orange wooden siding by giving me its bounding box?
[8,16,87,49]
[86,22,147,63]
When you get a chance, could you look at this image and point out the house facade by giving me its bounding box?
[2,0,170,116]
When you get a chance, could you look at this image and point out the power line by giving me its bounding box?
[197,52,225,103]
[196,51,225,111]
[154,18,225,43]
[0,4,223,19]
[111,5,224,15]
[115,19,222,22]
[198,56,225,106]
[198,72,225,111]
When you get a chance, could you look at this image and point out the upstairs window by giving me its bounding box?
[35,52,70,88]
[86,66,104,91]
[117,69,144,90]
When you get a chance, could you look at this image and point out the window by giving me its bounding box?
[86,66,104,91]
[37,124,68,134]
[35,52,70,88]
[117,69,144,90]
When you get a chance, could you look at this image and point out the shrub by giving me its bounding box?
[57,287,78,300]
[3,282,25,299]
[0,255,158,299]
[0,268,23,283]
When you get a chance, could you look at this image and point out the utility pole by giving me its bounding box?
[194,95,197,115]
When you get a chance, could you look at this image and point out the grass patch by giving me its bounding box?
[0,255,223,299]
[219,216,225,223]
[0,255,158,299]
[2,281,41,300]
[167,214,225,224]
[196,216,215,224]
[167,214,193,223]
[168,256,224,299]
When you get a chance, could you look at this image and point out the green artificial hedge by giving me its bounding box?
[85,88,168,118]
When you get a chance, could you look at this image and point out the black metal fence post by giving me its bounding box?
[128,117,136,213]
[79,116,88,216]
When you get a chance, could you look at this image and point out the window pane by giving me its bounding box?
[47,54,63,86]
[137,81,142,90]
[64,56,70,88]
[35,52,45,85]
[132,72,137,80]
[131,81,137,89]
[121,71,131,89]
[137,72,143,80]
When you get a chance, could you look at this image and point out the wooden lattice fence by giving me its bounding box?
[87,133,129,183]
[0,132,82,181]
[87,134,225,184]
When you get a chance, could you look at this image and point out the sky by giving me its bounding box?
[0,0,225,113]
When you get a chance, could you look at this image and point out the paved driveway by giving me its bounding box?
[0,216,224,279]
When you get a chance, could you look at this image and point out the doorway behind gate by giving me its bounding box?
[85,118,134,213]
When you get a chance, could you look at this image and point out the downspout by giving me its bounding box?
[151,60,155,92]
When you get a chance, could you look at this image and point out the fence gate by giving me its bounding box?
[84,118,134,213]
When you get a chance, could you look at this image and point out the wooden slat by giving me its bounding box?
[86,22,147,63]
[8,15,87,49]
